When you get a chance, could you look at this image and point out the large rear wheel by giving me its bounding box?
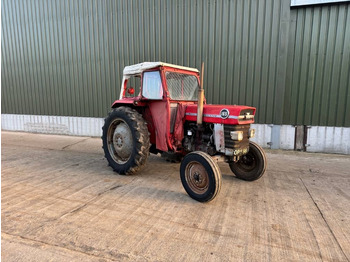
[229,141,266,181]
[180,151,222,202]
[102,106,150,175]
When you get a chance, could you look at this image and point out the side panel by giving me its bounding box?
[173,103,187,149]
[142,107,156,145]
[148,101,170,152]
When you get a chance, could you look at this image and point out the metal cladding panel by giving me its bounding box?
[284,3,350,127]
[1,0,350,127]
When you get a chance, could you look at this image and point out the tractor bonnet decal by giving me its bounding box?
[220,109,230,119]
[185,112,238,119]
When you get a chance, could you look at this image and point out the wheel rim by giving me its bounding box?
[107,118,133,164]
[237,152,257,172]
[185,161,209,194]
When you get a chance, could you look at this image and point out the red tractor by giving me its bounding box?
[102,62,266,202]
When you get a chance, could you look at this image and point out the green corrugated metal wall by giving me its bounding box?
[1,0,350,126]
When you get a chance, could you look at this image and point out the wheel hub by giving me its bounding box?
[193,172,203,184]
[107,119,133,164]
[185,162,209,194]
[241,154,255,168]
[242,155,251,164]
[115,136,123,147]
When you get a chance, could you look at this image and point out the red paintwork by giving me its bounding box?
[172,103,188,150]
[111,65,256,152]
[111,97,145,108]
[142,107,156,144]
[148,101,171,151]
[185,104,256,125]
[162,66,199,76]
[122,79,128,97]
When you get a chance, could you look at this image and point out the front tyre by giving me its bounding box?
[180,152,222,202]
[102,106,150,175]
[229,141,267,181]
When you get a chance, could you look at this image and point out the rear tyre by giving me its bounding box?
[102,106,150,175]
[180,151,221,202]
[229,141,266,181]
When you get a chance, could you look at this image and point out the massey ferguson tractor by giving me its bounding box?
[102,62,266,202]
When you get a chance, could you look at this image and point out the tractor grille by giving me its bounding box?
[239,109,255,122]
[224,124,250,154]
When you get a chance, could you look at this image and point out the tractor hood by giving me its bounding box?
[185,104,256,125]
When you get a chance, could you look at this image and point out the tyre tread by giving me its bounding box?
[102,106,150,175]
[180,151,222,202]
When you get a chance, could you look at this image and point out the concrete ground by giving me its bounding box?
[1,131,350,262]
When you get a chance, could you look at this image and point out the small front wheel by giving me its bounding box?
[229,141,267,181]
[180,151,222,202]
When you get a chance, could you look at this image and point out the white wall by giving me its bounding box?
[307,126,350,154]
[1,114,104,137]
[2,114,349,154]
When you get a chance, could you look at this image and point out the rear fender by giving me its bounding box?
[110,100,158,150]
[111,98,146,108]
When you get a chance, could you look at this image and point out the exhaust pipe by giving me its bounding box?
[197,62,204,125]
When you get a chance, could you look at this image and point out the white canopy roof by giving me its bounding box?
[123,62,199,75]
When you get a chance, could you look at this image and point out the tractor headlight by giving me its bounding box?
[230,131,243,141]
[249,128,255,138]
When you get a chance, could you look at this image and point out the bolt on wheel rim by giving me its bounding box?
[107,118,133,164]
[185,161,209,194]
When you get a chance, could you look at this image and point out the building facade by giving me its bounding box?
[1,0,350,153]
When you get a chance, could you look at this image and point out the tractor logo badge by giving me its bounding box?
[220,109,229,119]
